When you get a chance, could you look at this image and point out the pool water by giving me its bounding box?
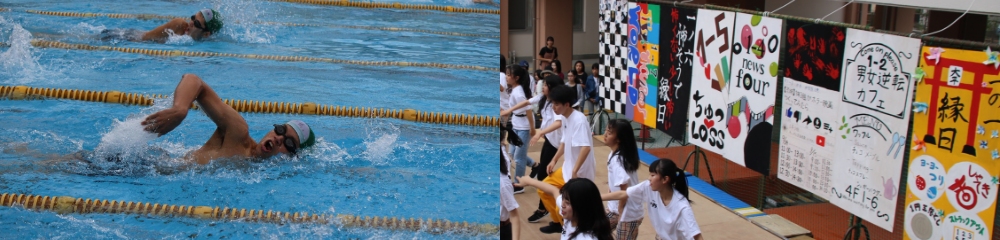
[0,0,499,239]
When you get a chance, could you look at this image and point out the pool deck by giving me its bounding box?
[511,135,782,240]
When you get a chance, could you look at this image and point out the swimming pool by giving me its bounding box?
[0,0,499,238]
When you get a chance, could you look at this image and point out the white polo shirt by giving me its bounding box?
[627,181,701,240]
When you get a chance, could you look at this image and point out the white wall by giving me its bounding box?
[764,0,849,22]
[856,0,999,15]
[509,31,535,63]
[572,0,601,58]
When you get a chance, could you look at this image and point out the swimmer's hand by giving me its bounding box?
[142,107,188,136]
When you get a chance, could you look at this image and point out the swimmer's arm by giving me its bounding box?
[144,74,246,136]
[141,18,187,42]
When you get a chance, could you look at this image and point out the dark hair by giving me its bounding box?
[573,61,587,84]
[537,75,566,113]
[507,65,532,100]
[608,119,639,173]
[591,62,599,70]
[501,123,523,147]
[551,60,562,73]
[500,55,507,72]
[649,158,691,202]
[549,85,576,105]
[560,178,613,240]
[546,36,555,42]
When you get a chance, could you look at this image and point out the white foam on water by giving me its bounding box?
[0,16,54,85]
[211,0,276,44]
[361,121,400,165]
[163,29,195,45]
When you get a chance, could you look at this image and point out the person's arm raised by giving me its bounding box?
[143,74,244,136]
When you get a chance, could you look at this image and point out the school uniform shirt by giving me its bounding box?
[508,85,531,130]
[606,152,643,222]
[560,110,595,182]
[501,72,510,111]
[556,196,598,240]
[627,181,701,240]
[527,95,562,147]
[500,172,518,222]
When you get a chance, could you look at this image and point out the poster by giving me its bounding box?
[686,8,735,163]
[655,6,696,141]
[685,9,780,174]
[626,2,660,127]
[721,12,782,174]
[827,29,921,231]
[598,0,629,115]
[777,22,847,201]
[903,47,1000,240]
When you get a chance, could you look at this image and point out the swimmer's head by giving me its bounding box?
[189,9,222,40]
[257,120,316,157]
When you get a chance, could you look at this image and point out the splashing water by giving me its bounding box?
[361,121,400,165]
[211,0,276,44]
[163,29,195,45]
[86,98,172,175]
[0,16,51,84]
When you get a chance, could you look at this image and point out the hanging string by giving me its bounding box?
[766,0,796,17]
[820,0,855,21]
[921,0,977,37]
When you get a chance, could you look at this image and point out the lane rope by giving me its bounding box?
[0,85,499,127]
[0,39,495,72]
[0,193,496,235]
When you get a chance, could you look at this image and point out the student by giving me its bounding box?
[516,176,613,240]
[500,124,522,240]
[602,159,704,240]
[573,61,588,85]
[551,60,565,80]
[500,55,510,127]
[500,122,523,178]
[566,72,584,111]
[538,36,559,70]
[506,65,537,193]
[101,9,222,43]
[536,85,596,234]
[502,75,566,222]
[603,119,642,240]
[584,63,602,116]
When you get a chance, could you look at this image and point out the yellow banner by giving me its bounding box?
[904,46,1000,240]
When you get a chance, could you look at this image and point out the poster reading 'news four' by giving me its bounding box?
[778,27,921,232]
[903,47,1000,240]
[686,9,781,175]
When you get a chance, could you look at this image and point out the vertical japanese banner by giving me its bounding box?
[686,9,734,161]
[903,47,1000,240]
[721,13,782,174]
[828,29,920,231]
[655,6,696,141]
[777,21,847,201]
[626,3,660,127]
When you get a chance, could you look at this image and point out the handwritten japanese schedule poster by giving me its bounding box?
[626,2,660,127]
[777,22,847,200]
[687,8,735,164]
[829,29,920,231]
[655,6,696,141]
[903,47,1000,240]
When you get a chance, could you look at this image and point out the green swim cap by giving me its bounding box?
[286,120,316,150]
[200,9,223,33]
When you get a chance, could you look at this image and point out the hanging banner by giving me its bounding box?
[686,8,735,163]
[827,28,920,232]
[777,22,847,201]
[599,0,629,115]
[903,46,1000,240]
[655,6,696,141]
[626,2,660,127]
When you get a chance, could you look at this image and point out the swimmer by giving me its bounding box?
[101,9,223,43]
[141,73,316,164]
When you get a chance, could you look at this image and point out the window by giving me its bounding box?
[510,0,531,31]
[573,0,584,31]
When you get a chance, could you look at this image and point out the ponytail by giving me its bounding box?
[650,158,691,202]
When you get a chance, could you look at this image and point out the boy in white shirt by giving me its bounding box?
[536,85,597,234]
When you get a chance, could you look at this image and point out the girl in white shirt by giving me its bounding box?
[506,65,536,190]
[602,159,703,240]
[603,119,642,240]
[516,176,613,240]
[500,124,522,240]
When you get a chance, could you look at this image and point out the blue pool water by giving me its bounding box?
[0,0,499,238]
